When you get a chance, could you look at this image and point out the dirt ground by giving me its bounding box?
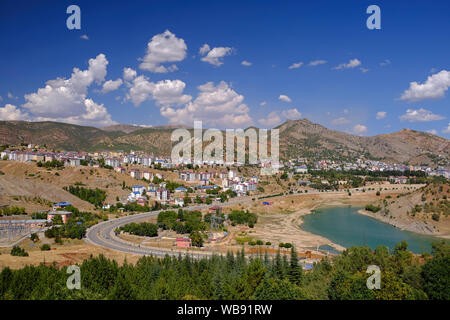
[0,238,142,270]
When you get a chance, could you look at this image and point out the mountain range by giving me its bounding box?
[0,119,448,166]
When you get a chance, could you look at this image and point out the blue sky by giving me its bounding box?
[0,0,449,137]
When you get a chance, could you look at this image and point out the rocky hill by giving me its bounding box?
[360,181,450,237]
[276,119,449,165]
[0,119,448,165]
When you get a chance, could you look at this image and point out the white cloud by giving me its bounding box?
[34,99,116,127]
[259,101,267,106]
[123,67,137,81]
[443,123,450,134]
[333,58,362,70]
[0,104,30,121]
[258,111,281,127]
[160,81,252,128]
[308,60,327,66]
[376,111,387,120]
[23,53,108,118]
[343,109,349,114]
[288,62,303,69]
[426,129,438,135]
[22,54,115,127]
[353,124,368,135]
[400,70,450,102]
[80,34,89,40]
[278,95,291,103]
[331,117,350,125]
[0,96,2,101]
[7,92,17,99]
[199,44,211,55]
[241,60,252,66]
[126,75,192,107]
[360,67,369,73]
[379,59,391,66]
[139,30,187,73]
[200,45,232,66]
[101,78,123,93]
[281,108,302,119]
[400,108,445,122]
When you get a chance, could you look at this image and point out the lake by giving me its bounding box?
[301,206,445,254]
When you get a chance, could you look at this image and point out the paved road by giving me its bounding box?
[85,197,257,258]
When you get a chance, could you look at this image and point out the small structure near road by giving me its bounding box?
[47,211,72,224]
[175,236,191,248]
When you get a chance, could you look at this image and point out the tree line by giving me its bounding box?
[1,240,448,300]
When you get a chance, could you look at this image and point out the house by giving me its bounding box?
[389,176,408,184]
[176,236,191,248]
[175,187,188,193]
[47,211,72,224]
[130,168,141,179]
[143,171,153,181]
[53,202,72,211]
[136,198,147,206]
[208,206,223,214]
[69,158,81,166]
[114,166,126,174]
[174,197,185,206]
[156,188,169,201]
[295,165,308,174]
[105,158,120,168]
[132,185,147,195]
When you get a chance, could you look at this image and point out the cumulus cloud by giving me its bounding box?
[34,99,116,127]
[278,95,291,103]
[241,60,252,66]
[0,104,31,121]
[281,108,302,119]
[333,58,362,70]
[309,60,327,66]
[259,101,267,106]
[123,67,137,81]
[376,111,387,120]
[400,70,450,102]
[101,78,123,93]
[126,75,192,107]
[258,111,281,127]
[331,117,350,125]
[139,30,187,73]
[199,44,210,55]
[7,92,17,99]
[160,81,252,128]
[288,62,303,69]
[400,108,445,122]
[426,129,438,135]
[353,124,368,135]
[22,54,116,127]
[80,34,89,40]
[199,45,232,66]
[443,123,450,134]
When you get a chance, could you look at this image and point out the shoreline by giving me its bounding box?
[356,208,450,239]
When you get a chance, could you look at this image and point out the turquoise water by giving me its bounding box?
[301,206,445,254]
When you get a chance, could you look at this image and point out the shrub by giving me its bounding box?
[365,204,381,213]
[11,246,28,257]
[40,244,51,251]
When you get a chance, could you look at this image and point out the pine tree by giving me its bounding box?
[288,247,303,285]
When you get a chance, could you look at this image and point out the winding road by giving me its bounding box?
[85,198,256,258]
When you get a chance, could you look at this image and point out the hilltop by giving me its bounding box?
[0,119,449,165]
